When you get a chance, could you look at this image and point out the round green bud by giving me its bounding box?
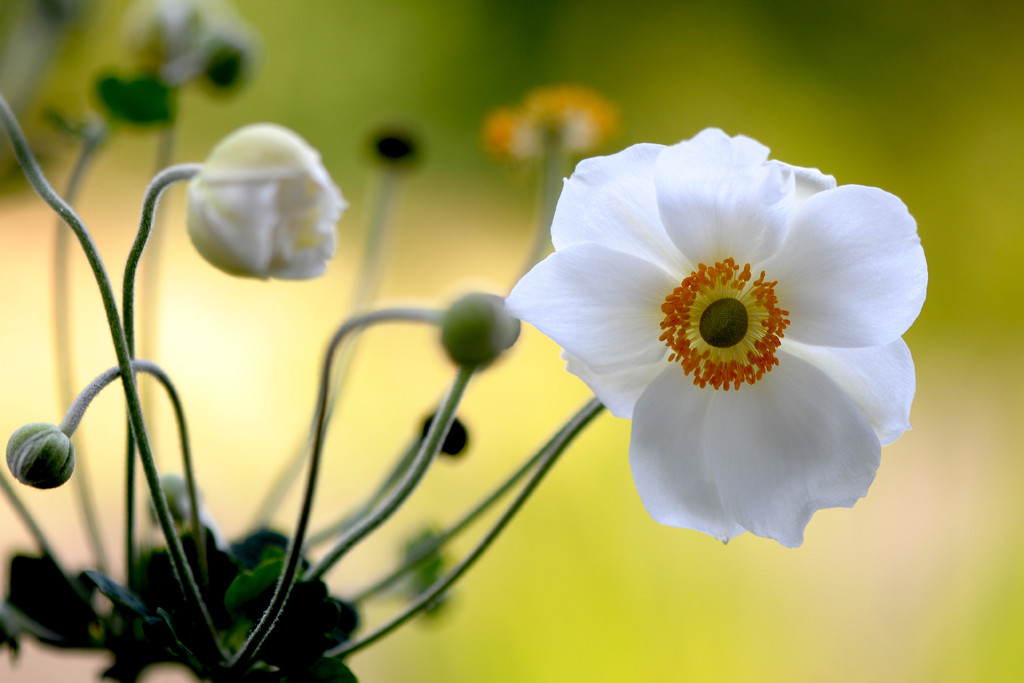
[6,423,75,489]
[440,293,521,367]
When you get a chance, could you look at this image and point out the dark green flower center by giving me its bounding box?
[699,298,748,348]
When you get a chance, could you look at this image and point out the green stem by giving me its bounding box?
[227,307,442,672]
[57,359,207,584]
[304,364,474,582]
[52,118,108,573]
[352,427,550,603]
[0,471,62,570]
[513,131,566,285]
[330,398,605,657]
[305,437,419,548]
[250,165,405,528]
[121,161,200,589]
[0,93,225,661]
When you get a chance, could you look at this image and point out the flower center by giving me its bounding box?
[699,297,748,348]
[659,258,790,391]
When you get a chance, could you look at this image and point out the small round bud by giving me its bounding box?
[6,423,75,489]
[420,413,468,457]
[440,293,520,367]
[370,129,418,165]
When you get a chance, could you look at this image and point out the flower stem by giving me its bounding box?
[351,424,551,603]
[513,130,566,284]
[121,161,200,592]
[52,118,108,573]
[249,164,405,528]
[0,93,225,661]
[304,437,419,548]
[330,398,605,657]
[59,359,209,587]
[305,364,475,582]
[226,307,442,672]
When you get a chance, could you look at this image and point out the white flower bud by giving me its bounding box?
[187,123,346,279]
[6,423,75,490]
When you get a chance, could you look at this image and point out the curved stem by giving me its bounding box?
[352,429,549,603]
[305,364,474,582]
[59,360,209,587]
[0,94,225,661]
[250,165,405,528]
[122,162,201,357]
[52,119,108,572]
[120,162,199,588]
[304,437,419,548]
[330,398,605,657]
[227,307,442,672]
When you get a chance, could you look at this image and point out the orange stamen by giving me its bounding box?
[660,258,789,391]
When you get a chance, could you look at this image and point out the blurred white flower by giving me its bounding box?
[124,0,256,87]
[506,128,927,546]
[187,123,345,279]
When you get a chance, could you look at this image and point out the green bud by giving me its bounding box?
[440,293,520,367]
[6,423,75,489]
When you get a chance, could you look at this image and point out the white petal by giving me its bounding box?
[551,143,686,274]
[766,160,836,205]
[764,184,927,347]
[506,243,676,372]
[654,132,793,267]
[782,339,915,446]
[629,365,746,543]
[563,350,666,419]
[706,352,881,547]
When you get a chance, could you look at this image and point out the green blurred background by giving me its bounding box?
[2,0,1023,680]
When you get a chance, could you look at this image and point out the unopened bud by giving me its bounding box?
[6,423,75,489]
[440,293,520,367]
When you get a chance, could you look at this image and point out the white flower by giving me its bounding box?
[123,0,256,87]
[187,123,346,280]
[506,128,927,547]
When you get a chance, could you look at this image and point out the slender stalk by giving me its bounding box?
[250,165,406,528]
[330,398,605,657]
[513,131,566,285]
[352,431,550,603]
[305,364,474,582]
[56,358,207,584]
[140,123,177,434]
[120,162,200,588]
[52,119,108,572]
[304,437,419,548]
[0,472,63,570]
[227,307,442,672]
[122,162,200,357]
[0,94,225,661]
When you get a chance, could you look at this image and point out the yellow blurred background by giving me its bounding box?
[2,0,1023,680]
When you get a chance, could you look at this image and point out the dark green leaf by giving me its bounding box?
[6,555,96,647]
[284,656,359,683]
[95,73,174,125]
[223,549,284,619]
